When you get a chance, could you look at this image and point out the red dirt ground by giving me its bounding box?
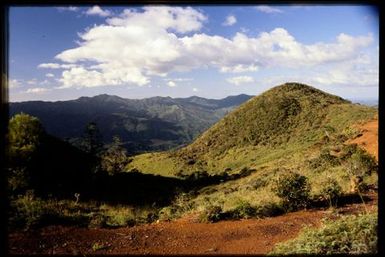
[347,116,378,161]
[8,193,377,255]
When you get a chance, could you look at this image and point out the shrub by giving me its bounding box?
[198,205,223,223]
[9,191,46,229]
[104,209,136,227]
[319,178,342,207]
[158,206,178,221]
[272,171,311,211]
[346,150,377,176]
[255,202,285,217]
[230,201,256,219]
[270,213,377,254]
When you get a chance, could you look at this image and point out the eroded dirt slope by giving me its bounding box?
[347,117,378,160]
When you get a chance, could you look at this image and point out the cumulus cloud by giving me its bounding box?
[227,76,255,85]
[42,6,374,89]
[45,73,55,78]
[85,6,112,17]
[256,5,283,14]
[222,15,237,26]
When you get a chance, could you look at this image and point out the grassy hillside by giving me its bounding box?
[127,83,376,177]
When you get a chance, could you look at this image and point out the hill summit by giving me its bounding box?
[127,82,375,176]
[178,82,348,158]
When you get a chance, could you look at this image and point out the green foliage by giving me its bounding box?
[319,178,342,207]
[8,113,44,160]
[198,205,223,223]
[345,148,377,177]
[100,135,130,175]
[7,114,45,193]
[230,201,256,219]
[9,191,46,229]
[272,171,311,211]
[270,213,377,254]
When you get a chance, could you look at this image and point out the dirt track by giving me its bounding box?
[9,193,377,255]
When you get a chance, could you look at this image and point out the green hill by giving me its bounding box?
[127,83,376,177]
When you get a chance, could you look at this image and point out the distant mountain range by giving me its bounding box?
[10,94,253,154]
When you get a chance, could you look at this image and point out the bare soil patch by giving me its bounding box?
[9,193,377,255]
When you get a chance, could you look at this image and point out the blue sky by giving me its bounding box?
[9,5,379,102]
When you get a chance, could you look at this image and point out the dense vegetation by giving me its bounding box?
[270,212,377,254]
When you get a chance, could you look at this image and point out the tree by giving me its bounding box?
[83,122,103,156]
[8,113,44,161]
[100,135,129,175]
[7,113,45,193]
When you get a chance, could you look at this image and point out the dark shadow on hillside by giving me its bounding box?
[72,169,256,206]
[310,193,374,209]
[16,132,256,207]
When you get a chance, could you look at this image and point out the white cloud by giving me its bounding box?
[45,73,55,78]
[167,81,177,87]
[59,66,149,88]
[227,76,255,85]
[106,6,207,33]
[56,6,79,12]
[85,6,112,17]
[38,63,78,69]
[222,15,237,26]
[43,6,374,89]
[220,64,259,73]
[192,87,198,92]
[256,5,283,14]
[9,79,21,88]
[25,87,50,94]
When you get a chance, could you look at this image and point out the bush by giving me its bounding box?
[272,171,311,211]
[104,209,136,227]
[230,201,256,219]
[158,206,178,221]
[347,150,377,176]
[319,178,342,207]
[198,205,223,223]
[9,191,46,229]
[270,213,377,254]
